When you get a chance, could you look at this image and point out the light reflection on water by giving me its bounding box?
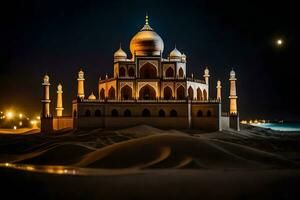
[251,123,300,132]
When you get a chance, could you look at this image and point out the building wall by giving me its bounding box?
[53,117,73,130]
[73,101,221,130]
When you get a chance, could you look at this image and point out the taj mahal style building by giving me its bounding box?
[41,15,240,133]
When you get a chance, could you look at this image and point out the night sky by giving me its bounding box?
[0,0,299,120]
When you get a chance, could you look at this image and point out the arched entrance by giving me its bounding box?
[139,85,156,100]
[197,88,202,100]
[164,86,173,100]
[165,67,174,77]
[100,88,105,100]
[108,87,116,100]
[176,85,185,100]
[203,89,208,101]
[128,67,135,77]
[188,86,194,100]
[119,67,126,77]
[178,68,184,78]
[121,85,132,100]
[140,63,157,78]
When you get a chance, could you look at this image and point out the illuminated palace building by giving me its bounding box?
[41,15,240,132]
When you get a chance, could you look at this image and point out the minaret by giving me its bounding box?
[229,69,238,114]
[77,69,85,99]
[56,83,64,117]
[216,80,222,102]
[203,67,210,84]
[41,74,51,118]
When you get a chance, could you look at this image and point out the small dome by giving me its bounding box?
[230,69,236,78]
[204,67,209,75]
[130,15,164,57]
[114,46,127,59]
[217,80,221,86]
[181,53,186,62]
[57,83,62,91]
[169,47,182,58]
[88,92,96,100]
[43,74,49,84]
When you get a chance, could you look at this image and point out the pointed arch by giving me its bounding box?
[100,88,105,100]
[108,87,116,100]
[197,110,203,117]
[128,67,135,77]
[176,85,185,100]
[139,84,156,100]
[170,109,178,117]
[111,109,118,117]
[124,109,131,117]
[165,67,174,77]
[140,62,157,78]
[188,86,194,100]
[119,67,126,77]
[121,85,133,100]
[207,110,212,117]
[203,89,208,101]
[197,88,203,100]
[163,86,173,100]
[178,68,184,77]
[85,109,91,117]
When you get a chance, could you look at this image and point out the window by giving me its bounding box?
[165,67,174,77]
[95,109,101,117]
[197,110,203,117]
[85,110,91,117]
[111,109,119,117]
[128,67,135,77]
[124,109,131,117]
[119,67,126,77]
[142,109,151,117]
[170,109,177,117]
[158,109,165,117]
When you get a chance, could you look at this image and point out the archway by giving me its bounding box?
[111,109,118,117]
[197,110,203,117]
[119,67,126,77]
[164,86,173,100]
[165,67,174,77]
[178,68,184,78]
[100,88,105,100]
[159,109,165,117]
[140,63,157,78]
[121,85,132,100]
[176,85,185,100]
[108,87,116,100]
[188,86,194,100]
[170,109,178,117]
[203,89,208,101]
[197,88,203,100]
[124,109,131,117]
[128,67,135,77]
[142,109,151,117]
[139,85,156,100]
[207,110,212,117]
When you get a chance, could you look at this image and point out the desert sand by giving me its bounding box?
[0,124,299,199]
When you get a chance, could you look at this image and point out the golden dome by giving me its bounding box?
[88,92,96,100]
[130,15,164,57]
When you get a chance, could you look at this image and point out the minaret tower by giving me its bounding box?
[77,69,85,99]
[203,67,210,84]
[41,74,51,118]
[56,83,64,117]
[216,80,222,102]
[203,67,210,98]
[229,70,238,114]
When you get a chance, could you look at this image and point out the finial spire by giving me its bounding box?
[145,12,149,25]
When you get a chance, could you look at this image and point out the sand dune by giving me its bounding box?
[75,133,297,169]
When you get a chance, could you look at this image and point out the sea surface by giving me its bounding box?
[252,123,300,132]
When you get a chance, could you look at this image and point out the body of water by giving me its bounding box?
[251,123,300,132]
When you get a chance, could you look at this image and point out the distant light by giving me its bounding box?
[6,112,14,119]
[19,113,23,119]
[19,121,23,126]
[13,126,17,130]
[276,39,283,46]
[36,116,41,120]
[30,120,37,125]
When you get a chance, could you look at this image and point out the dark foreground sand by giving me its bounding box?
[0,125,299,199]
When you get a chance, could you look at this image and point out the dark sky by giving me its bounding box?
[0,0,299,120]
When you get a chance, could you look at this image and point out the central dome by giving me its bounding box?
[130,15,164,57]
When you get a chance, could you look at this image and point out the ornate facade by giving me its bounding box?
[41,15,240,132]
